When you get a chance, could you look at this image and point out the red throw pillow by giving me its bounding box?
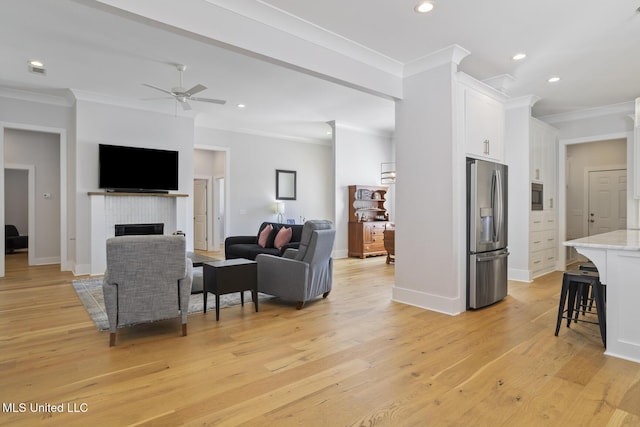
[258,224,273,248]
[274,226,292,250]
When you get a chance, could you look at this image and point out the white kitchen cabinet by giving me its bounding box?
[529,210,557,278]
[458,74,506,162]
[530,118,558,209]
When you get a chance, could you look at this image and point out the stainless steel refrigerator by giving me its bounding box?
[466,158,508,309]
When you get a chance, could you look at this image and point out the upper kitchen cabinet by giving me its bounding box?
[458,73,507,163]
[530,118,558,209]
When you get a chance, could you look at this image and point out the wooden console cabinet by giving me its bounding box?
[348,185,389,258]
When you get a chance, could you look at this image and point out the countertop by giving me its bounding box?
[564,229,640,251]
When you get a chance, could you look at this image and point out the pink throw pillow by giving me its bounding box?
[258,224,273,248]
[274,226,292,250]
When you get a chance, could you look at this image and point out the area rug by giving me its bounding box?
[72,277,268,331]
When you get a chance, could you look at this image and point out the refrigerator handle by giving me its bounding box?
[494,169,503,243]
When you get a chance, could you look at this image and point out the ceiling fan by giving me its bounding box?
[142,64,226,111]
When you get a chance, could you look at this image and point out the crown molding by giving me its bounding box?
[0,87,74,107]
[195,121,332,146]
[505,95,541,110]
[202,0,403,77]
[540,101,635,124]
[404,44,470,78]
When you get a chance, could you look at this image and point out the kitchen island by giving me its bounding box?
[564,229,640,363]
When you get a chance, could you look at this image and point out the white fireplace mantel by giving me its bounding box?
[89,192,189,275]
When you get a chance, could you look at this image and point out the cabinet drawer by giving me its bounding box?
[363,243,385,252]
[530,232,544,252]
[543,230,556,249]
[530,251,544,270]
[530,213,544,232]
[544,248,556,266]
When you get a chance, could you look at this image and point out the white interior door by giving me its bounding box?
[588,169,627,236]
[193,179,208,250]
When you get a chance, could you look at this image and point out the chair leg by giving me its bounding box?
[323,291,330,298]
[296,301,305,310]
[555,275,570,336]
[182,323,187,337]
[109,332,116,347]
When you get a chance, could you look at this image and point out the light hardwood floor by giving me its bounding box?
[1,251,639,426]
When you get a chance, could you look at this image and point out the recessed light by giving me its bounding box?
[512,53,527,61]
[414,1,434,13]
[28,60,46,75]
[237,104,246,109]
[547,76,561,83]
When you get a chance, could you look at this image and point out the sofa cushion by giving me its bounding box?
[274,226,292,249]
[258,224,273,248]
[231,243,281,260]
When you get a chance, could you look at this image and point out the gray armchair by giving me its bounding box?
[103,235,192,346]
[256,220,335,309]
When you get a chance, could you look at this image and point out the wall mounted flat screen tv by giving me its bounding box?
[99,144,179,192]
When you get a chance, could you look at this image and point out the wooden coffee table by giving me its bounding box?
[203,258,258,321]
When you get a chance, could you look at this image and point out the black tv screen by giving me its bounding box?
[99,144,179,192]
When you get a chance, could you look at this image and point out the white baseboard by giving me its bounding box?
[333,249,348,259]
[391,286,464,316]
[508,268,532,283]
[74,263,91,276]
[33,256,60,266]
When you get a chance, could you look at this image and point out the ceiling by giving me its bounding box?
[1,0,639,142]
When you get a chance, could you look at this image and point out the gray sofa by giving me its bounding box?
[103,235,192,346]
[256,220,335,309]
[225,222,304,260]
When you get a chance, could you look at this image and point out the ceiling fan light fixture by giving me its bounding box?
[414,1,434,13]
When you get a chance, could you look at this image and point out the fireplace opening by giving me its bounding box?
[114,223,164,236]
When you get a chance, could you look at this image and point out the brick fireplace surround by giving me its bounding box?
[88,192,188,275]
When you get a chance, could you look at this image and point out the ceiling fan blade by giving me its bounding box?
[140,96,174,101]
[181,100,192,111]
[142,83,174,95]
[190,96,226,105]
[185,84,207,96]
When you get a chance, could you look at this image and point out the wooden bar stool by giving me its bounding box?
[554,269,606,347]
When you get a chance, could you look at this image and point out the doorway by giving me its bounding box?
[193,146,228,252]
[561,137,629,266]
[1,124,67,277]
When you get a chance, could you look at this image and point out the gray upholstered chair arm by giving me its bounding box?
[257,254,309,301]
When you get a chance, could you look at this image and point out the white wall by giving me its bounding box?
[194,127,334,238]
[333,122,394,257]
[74,99,195,275]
